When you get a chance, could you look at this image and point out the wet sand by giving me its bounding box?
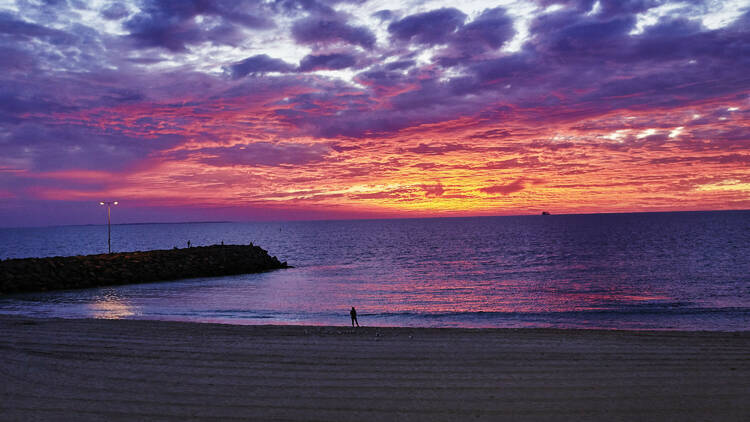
[1,316,748,421]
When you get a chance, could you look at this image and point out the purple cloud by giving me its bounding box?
[3,121,185,172]
[299,53,358,71]
[384,60,414,71]
[453,7,515,50]
[0,12,74,45]
[372,10,394,21]
[272,0,336,16]
[0,46,35,73]
[196,143,332,167]
[437,7,515,66]
[388,8,466,45]
[529,10,636,58]
[596,0,662,17]
[100,3,129,20]
[124,0,272,51]
[292,17,375,49]
[229,54,296,78]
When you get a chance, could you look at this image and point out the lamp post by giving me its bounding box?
[99,201,118,253]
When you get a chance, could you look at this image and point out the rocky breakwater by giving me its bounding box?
[0,244,289,295]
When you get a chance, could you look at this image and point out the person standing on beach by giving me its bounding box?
[350,306,359,327]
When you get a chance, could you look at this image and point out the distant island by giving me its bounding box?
[0,244,289,295]
[542,211,551,215]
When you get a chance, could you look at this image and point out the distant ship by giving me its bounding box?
[541,211,551,215]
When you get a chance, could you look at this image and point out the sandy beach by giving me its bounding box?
[1,316,748,421]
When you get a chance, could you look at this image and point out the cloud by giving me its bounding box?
[388,8,466,45]
[0,46,35,73]
[530,12,636,58]
[100,3,129,20]
[291,17,376,49]
[649,154,750,166]
[299,53,358,71]
[271,0,336,16]
[228,54,296,78]
[196,142,332,167]
[452,7,515,50]
[435,7,515,66]
[124,0,272,51]
[3,119,186,172]
[0,11,75,45]
[372,10,394,21]
[406,143,469,155]
[384,60,414,71]
[420,183,445,197]
[479,179,526,195]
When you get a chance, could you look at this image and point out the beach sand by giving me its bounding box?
[1,316,748,421]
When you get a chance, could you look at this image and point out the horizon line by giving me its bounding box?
[1,208,747,230]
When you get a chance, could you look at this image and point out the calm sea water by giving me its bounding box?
[0,211,748,330]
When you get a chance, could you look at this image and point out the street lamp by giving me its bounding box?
[99,201,118,253]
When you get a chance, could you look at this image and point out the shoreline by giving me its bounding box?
[2,313,749,334]
[2,315,748,421]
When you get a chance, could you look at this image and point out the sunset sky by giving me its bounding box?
[0,0,748,226]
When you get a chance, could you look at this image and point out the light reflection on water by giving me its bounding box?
[87,289,137,319]
[0,211,749,330]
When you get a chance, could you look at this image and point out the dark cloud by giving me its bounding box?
[479,179,526,195]
[529,11,636,58]
[2,121,185,172]
[229,54,296,78]
[384,60,414,71]
[468,129,512,139]
[533,0,662,16]
[436,7,515,67]
[388,8,466,45]
[0,12,75,45]
[596,0,663,18]
[124,0,272,51]
[292,17,375,49]
[468,53,535,85]
[420,183,445,197]
[354,67,415,93]
[0,90,73,124]
[649,154,750,166]
[197,142,332,167]
[100,3,129,20]
[299,53,357,71]
[271,0,337,16]
[453,7,515,50]
[0,46,36,73]
[372,10,394,21]
[406,143,469,155]
[481,158,540,170]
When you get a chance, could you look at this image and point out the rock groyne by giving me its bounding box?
[0,244,289,295]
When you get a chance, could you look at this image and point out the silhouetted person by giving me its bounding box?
[350,306,359,327]
[187,240,191,248]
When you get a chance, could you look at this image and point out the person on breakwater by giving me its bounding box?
[350,306,359,327]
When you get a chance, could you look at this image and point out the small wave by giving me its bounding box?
[365,306,750,319]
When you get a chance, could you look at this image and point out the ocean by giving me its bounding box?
[0,211,748,330]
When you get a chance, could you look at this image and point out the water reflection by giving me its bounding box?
[86,289,137,319]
